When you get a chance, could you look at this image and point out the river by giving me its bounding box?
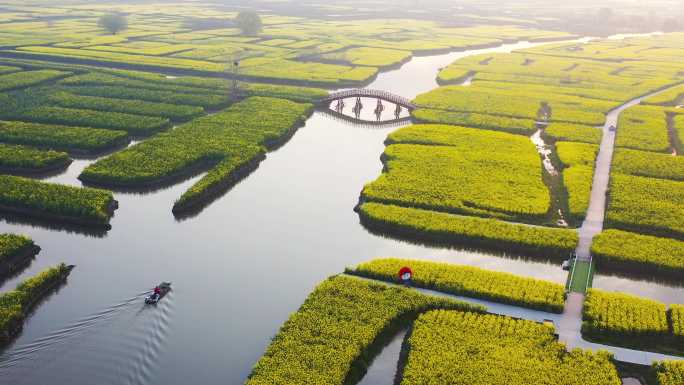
[0,37,681,385]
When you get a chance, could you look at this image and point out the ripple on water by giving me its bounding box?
[0,290,173,385]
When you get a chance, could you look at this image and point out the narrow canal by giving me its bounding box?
[0,37,681,385]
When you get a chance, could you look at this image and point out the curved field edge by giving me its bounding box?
[78,97,312,212]
[0,175,117,227]
[357,202,578,260]
[0,263,73,346]
[346,258,565,313]
[0,233,40,279]
[172,103,313,214]
[244,275,484,385]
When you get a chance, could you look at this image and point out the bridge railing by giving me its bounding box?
[322,88,417,109]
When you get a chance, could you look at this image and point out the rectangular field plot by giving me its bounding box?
[401,310,621,385]
[592,229,684,278]
[245,275,482,385]
[363,124,549,222]
[348,258,565,312]
[606,173,684,239]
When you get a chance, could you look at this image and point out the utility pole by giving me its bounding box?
[229,58,241,99]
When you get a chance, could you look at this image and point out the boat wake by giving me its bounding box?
[0,289,173,385]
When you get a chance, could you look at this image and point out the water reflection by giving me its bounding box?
[593,273,684,305]
[325,96,411,124]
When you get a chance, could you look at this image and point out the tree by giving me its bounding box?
[98,13,128,35]
[235,11,262,36]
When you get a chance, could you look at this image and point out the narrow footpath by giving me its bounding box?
[347,85,684,385]
[348,275,684,370]
[559,82,684,360]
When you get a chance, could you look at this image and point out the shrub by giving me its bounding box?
[48,91,204,121]
[556,142,597,221]
[242,83,327,103]
[613,148,684,181]
[245,275,483,385]
[0,70,70,92]
[321,47,411,67]
[670,305,684,340]
[591,229,684,278]
[401,310,621,385]
[606,173,684,239]
[0,234,33,263]
[0,175,115,225]
[0,263,70,337]
[412,108,537,135]
[17,106,170,135]
[643,85,684,106]
[81,97,311,209]
[60,71,228,95]
[0,143,70,171]
[358,202,578,259]
[544,122,602,144]
[616,105,671,153]
[0,121,128,153]
[348,258,565,312]
[654,361,684,385]
[582,289,671,349]
[364,124,549,222]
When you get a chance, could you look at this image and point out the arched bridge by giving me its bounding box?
[321,89,417,110]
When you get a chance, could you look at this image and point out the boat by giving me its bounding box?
[144,282,171,304]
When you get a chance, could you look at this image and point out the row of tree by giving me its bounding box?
[98,11,262,35]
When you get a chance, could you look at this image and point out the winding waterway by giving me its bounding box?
[0,37,682,385]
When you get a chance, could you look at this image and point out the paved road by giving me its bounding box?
[576,91,663,261]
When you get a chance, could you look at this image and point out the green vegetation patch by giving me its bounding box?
[412,108,537,135]
[582,289,682,355]
[613,148,684,181]
[348,258,565,312]
[670,305,684,340]
[47,91,204,122]
[654,361,684,385]
[0,143,70,172]
[67,85,229,109]
[643,85,684,106]
[364,124,549,222]
[242,83,327,103]
[413,84,611,125]
[0,175,115,225]
[544,122,602,144]
[81,97,311,209]
[320,46,411,67]
[0,234,34,263]
[0,263,71,343]
[0,121,128,153]
[358,203,578,259]
[245,275,483,385]
[606,173,684,240]
[0,70,70,92]
[591,229,684,279]
[556,142,597,221]
[16,106,169,136]
[616,105,671,153]
[401,310,621,385]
